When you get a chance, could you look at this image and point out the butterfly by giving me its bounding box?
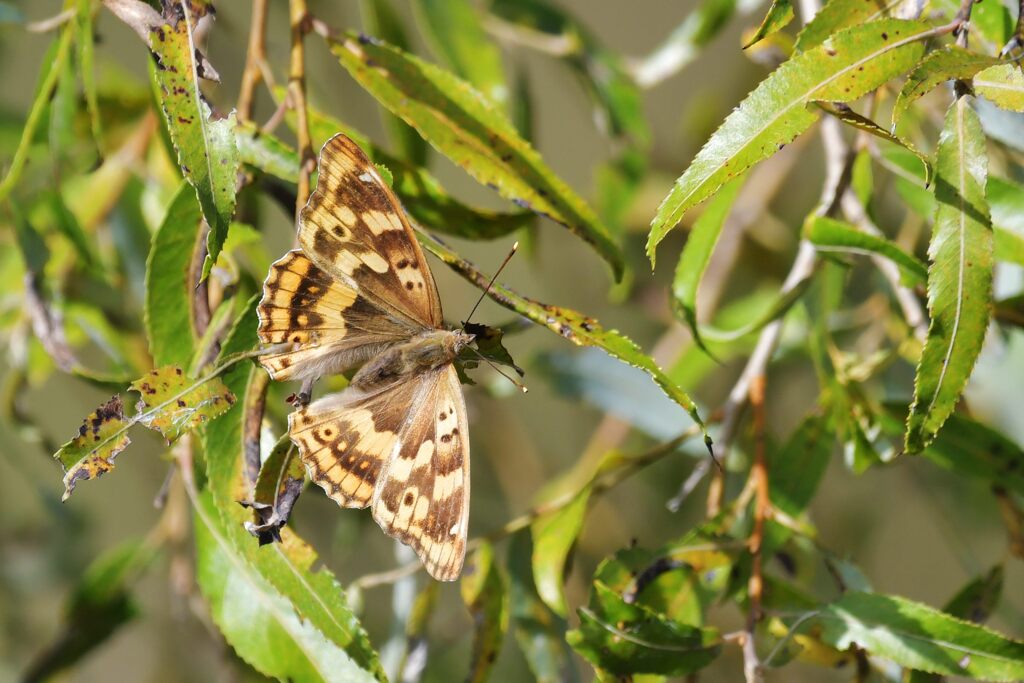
[256,134,474,581]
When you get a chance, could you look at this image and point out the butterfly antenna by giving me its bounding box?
[467,347,528,393]
[463,241,519,329]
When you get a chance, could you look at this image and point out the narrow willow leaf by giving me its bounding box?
[235,122,302,185]
[131,366,235,442]
[507,532,577,683]
[880,405,1024,497]
[55,395,130,500]
[149,5,239,280]
[329,32,623,278]
[0,26,73,202]
[22,539,157,682]
[145,183,200,368]
[568,583,721,677]
[48,192,100,273]
[414,0,507,105]
[194,493,378,683]
[489,0,649,147]
[892,48,1003,131]
[672,176,744,354]
[419,233,710,443]
[805,214,928,285]
[973,64,1024,112]
[243,433,305,544]
[744,0,794,49]
[793,0,891,52]
[813,592,1024,680]
[461,542,510,683]
[76,0,102,152]
[906,97,992,453]
[203,300,385,679]
[49,36,78,171]
[648,19,933,263]
[532,487,590,618]
[815,102,930,182]
[699,274,811,342]
[768,414,832,517]
[629,0,738,87]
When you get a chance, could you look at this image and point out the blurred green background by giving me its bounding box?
[1,1,1021,681]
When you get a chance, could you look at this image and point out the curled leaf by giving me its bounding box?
[242,434,306,545]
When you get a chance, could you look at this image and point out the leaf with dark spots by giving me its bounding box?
[54,396,131,501]
[131,365,235,442]
[419,232,710,442]
[242,433,306,545]
[327,31,624,278]
[149,1,238,280]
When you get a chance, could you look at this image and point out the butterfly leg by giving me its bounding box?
[295,377,317,407]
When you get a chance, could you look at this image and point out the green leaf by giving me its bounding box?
[507,531,578,683]
[489,0,649,147]
[419,232,710,443]
[131,366,236,442]
[672,175,744,354]
[647,19,933,263]
[531,487,590,617]
[203,299,385,680]
[815,102,930,183]
[76,0,102,153]
[906,97,992,453]
[329,32,623,278]
[944,564,1003,624]
[744,0,794,49]
[461,321,524,377]
[768,414,833,518]
[47,191,100,273]
[812,591,1024,680]
[414,0,507,106]
[194,493,378,683]
[892,48,1003,132]
[461,542,510,683]
[243,433,306,544]
[880,405,1024,497]
[235,121,302,185]
[22,539,158,683]
[567,583,721,677]
[54,395,131,501]
[49,33,78,172]
[698,274,812,343]
[145,182,201,368]
[149,6,239,280]
[0,26,74,202]
[793,0,890,52]
[359,0,429,165]
[804,215,928,285]
[974,64,1024,112]
[11,201,50,274]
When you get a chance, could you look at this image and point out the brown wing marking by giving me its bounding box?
[257,250,414,381]
[288,379,413,509]
[371,365,469,581]
[298,134,442,328]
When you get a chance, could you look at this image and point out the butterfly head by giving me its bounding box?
[447,329,476,357]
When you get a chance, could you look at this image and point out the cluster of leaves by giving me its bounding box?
[2,0,1024,681]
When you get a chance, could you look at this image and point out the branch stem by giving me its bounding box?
[288,0,315,219]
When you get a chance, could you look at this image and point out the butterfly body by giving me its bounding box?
[257,134,472,581]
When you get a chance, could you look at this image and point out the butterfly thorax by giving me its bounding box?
[350,329,474,390]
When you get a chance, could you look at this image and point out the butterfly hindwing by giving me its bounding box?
[372,365,469,581]
[299,134,443,328]
[257,250,415,381]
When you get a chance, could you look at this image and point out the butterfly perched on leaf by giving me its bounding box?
[256,134,492,581]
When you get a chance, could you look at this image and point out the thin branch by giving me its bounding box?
[955,0,976,49]
[743,374,770,683]
[26,8,76,33]
[237,0,270,122]
[288,0,315,219]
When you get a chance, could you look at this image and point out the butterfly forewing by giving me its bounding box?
[299,134,443,328]
[258,250,414,381]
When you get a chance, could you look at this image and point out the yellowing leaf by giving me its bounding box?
[131,366,236,442]
[974,64,1024,112]
[55,396,131,501]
